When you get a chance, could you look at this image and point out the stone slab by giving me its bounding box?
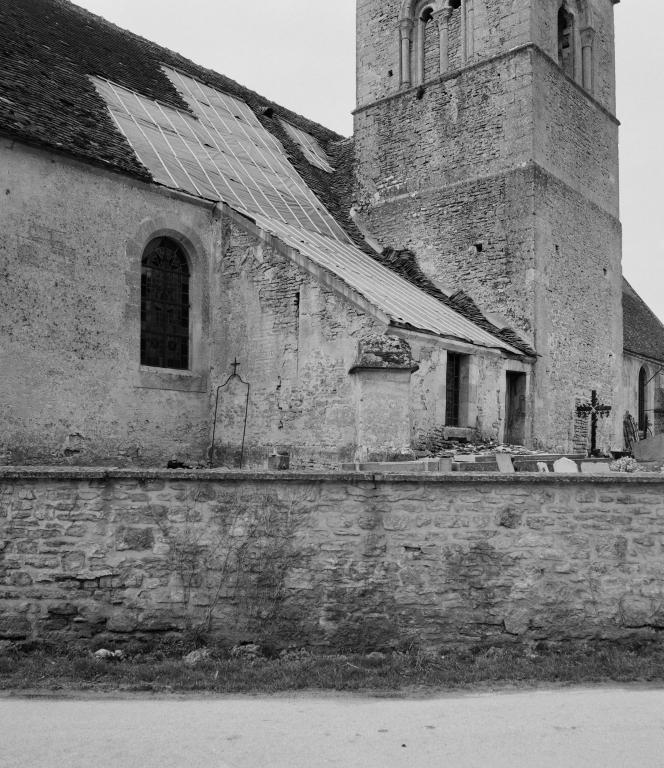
[553,457,579,474]
[340,460,442,473]
[633,434,664,462]
[495,453,515,473]
[580,462,612,475]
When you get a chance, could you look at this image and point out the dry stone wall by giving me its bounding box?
[2,469,664,650]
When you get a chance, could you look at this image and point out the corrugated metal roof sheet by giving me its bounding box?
[251,217,521,354]
[278,119,335,173]
[94,71,521,356]
[93,70,348,242]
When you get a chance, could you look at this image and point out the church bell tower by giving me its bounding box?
[354,0,623,451]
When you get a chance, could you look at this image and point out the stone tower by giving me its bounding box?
[354,0,623,452]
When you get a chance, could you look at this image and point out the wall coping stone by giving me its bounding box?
[0,467,662,485]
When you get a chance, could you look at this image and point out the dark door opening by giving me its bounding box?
[505,372,527,446]
[638,366,648,435]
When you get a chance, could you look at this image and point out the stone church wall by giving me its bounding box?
[0,138,215,467]
[623,354,664,438]
[532,168,623,452]
[354,39,622,451]
[2,469,664,649]
[5,139,488,468]
[211,214,386,468]
[407,337,531,447]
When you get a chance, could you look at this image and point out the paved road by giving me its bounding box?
[2,686,664,767]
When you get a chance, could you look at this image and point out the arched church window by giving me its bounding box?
[638,366,648,434]
[558,4,575,79]
[414,4,437,85]
[140,237,190,370]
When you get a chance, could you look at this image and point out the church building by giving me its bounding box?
[1,0,662,468]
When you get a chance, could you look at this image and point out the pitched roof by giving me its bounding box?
[0,0,354,236]
[623,279,664,363]
[0,0,529,357]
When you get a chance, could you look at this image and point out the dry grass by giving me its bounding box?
[2,638,664,694]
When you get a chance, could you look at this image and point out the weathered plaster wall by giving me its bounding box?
[407,339,532,445]
[212,215,389,467]
[0,138,215,467]
[2,469,664,649]
[6,140,496,468]
[0,140,396,469]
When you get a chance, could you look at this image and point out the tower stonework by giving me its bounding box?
[354,0,623,451]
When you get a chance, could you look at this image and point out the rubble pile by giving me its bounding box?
[415,429,548,459]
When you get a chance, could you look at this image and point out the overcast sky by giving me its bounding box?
[72,0,664,322]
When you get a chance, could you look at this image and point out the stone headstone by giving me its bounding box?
[633,434,664,462]
[580,462,612,475]
[495,453,515,473]
[438,457,452,473]
[537,462,550,473]
[553,457,579,474]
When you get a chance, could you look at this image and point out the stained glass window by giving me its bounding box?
[141,237,190,370]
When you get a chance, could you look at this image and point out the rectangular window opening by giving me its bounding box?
[446,352,464,427]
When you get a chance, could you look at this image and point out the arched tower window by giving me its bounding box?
[419,7,436,84]
[399,0,467,88]
[638,366,648,434]
[140,237,190,370]
[411,3,438,86]
[558,4,575,79]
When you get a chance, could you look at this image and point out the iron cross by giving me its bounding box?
[576,390,612,457]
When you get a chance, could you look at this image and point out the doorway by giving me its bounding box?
[505,372,527,446]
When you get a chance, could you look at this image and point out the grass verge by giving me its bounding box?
[2,638,664,694]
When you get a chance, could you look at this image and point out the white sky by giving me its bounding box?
[72,0,664,322]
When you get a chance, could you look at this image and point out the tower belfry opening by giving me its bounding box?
[558,5,575,79]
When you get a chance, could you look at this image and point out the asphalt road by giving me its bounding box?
[2,686,664,767]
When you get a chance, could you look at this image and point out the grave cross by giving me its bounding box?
[231,358,240,376]
[576,390,612,457]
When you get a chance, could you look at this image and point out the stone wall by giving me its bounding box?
[356,0,616,113]
[354,20,623,452]
[0,139,415,469]
[213,213,384,468]
[0,138,216,467]
[623,353,664,438]
[2,468,664,650]
[2,137,532,469]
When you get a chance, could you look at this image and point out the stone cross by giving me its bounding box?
[576,390,612,457]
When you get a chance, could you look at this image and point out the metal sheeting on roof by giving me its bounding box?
[251,216,521,354]
[278,119,335,173]
[93,70,348,242]
[93,72,520,355]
